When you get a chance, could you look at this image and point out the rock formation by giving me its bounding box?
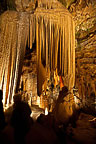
[70,0,96,109]
[0,0,75,106]
[0,11,29,105]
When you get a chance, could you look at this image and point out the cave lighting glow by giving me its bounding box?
[45,107,48,115]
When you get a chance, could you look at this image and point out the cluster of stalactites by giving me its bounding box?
[0,4,75,104]
[34,10,75,95]
[0,11,29,106]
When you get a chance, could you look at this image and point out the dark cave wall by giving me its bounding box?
[0,0,7,14]
[0,0,16,14]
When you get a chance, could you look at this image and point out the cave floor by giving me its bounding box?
[4,105,96,144]
[65,112,96,144]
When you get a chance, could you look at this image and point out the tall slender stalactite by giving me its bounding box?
[0,11,29,105]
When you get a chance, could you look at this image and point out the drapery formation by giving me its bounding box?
[0,11,29,105]
[34,8,75,95]
[0,1,75,105]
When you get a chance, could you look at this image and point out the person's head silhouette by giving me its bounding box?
[59,86,68,96]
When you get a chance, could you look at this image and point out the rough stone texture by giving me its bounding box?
[67,113,96,144]
[15,0,65,12]
[68,0,96,110]
[75,39,96,111]
[20,49,37,102]
[15,0,36,12]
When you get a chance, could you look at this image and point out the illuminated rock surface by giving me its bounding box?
[70,0,96,111]
[0,0,75,114]
[0,1,96,144]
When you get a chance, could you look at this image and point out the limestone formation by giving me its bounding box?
[0,11,29,105]
[0,0,75,106]
[70,0,96,109]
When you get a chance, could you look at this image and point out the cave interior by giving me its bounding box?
[0,0,96,144]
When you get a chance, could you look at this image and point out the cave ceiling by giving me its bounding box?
[0,0,96,44]
[0,0,96,56]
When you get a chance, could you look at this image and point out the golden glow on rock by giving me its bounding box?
[36,96,40,106]
[0,0,75,109]
[45,107,48,115]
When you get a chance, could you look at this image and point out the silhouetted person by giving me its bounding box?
[0,90,5,131]
[11,101,33,144]
[13,93,22,109]
[52,86,69,122]
[57,86,69,103]
[26,114,59,144]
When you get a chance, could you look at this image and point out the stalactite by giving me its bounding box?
[39,17,42,63]
[30,14,36,49]
[53,23,58,71]
[35,6,75,91]
[30,15,33,49]
[62,23,64,75]
[33,15,36,44]
[36,16,39,95]
[51,22,53,71]
[9,23,18,104]
[2,20,11,105]
[64,15,68,87]
[52,23,55,70]
[0,2,75,104]
[45,22,48,70]
[0,11,29,105]
[59,24,62,72]
[41,17,43,61]
[70,19,72,89]
[55,24,59,72]
[42,18,45,63]
[73,20,75,87]
[6,23,14,105]
[49,18,52,71]
[68,17,71,89]
[0,22,6,84]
